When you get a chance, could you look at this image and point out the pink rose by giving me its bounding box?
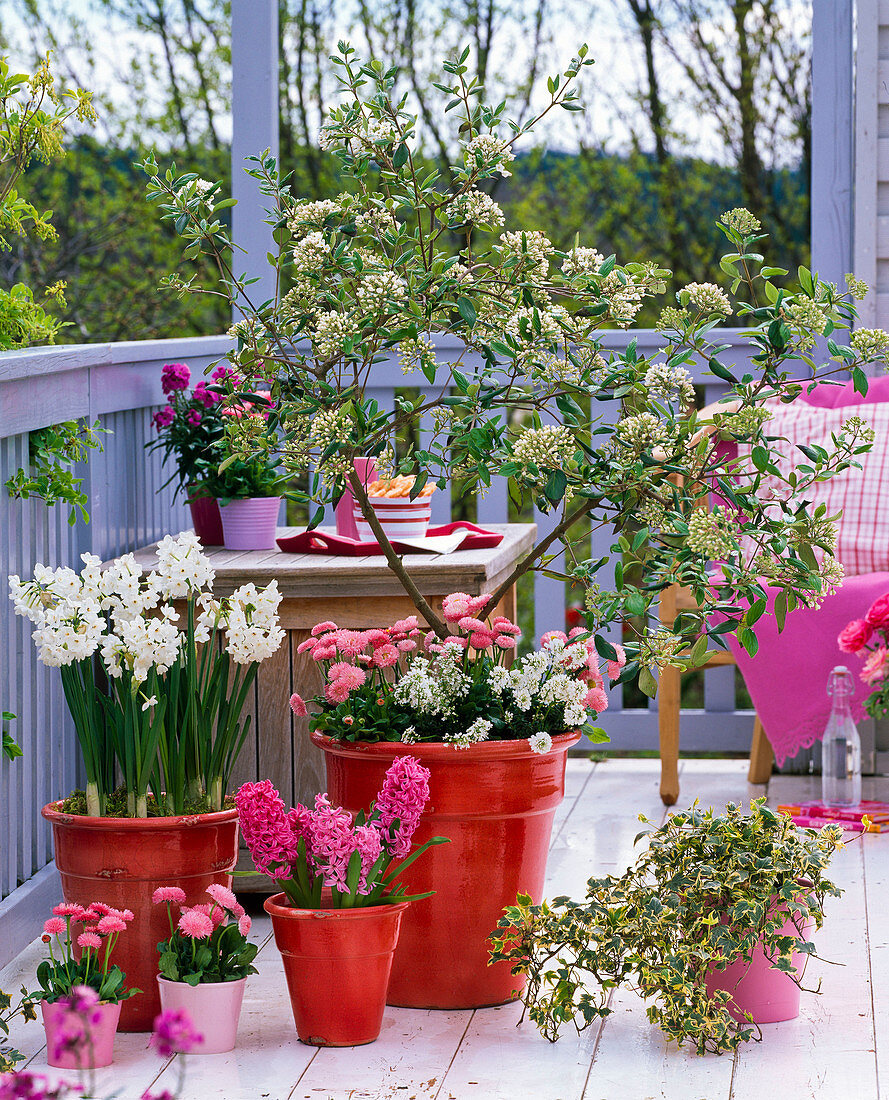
[866,594,889,631]
[862,646,889,686]
[838,618,874,655]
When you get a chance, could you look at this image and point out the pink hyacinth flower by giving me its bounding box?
[373,755,431,859]
[235,780,302,880]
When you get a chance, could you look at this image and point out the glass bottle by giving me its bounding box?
[822,665,862,808]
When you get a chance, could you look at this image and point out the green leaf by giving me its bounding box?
[594,635,618,661]
[543,470,567,504]
[638,666,658,698]
[456,296,477,327]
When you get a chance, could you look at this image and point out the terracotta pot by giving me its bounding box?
[42,804,239,1032]
[263,892,409,1047]
[42,999,121,1069]
[311,730,580,1009]
[157,975,246,1053]
[218,496,281,550]
[187,494,223,546]
[705,912,814,1023]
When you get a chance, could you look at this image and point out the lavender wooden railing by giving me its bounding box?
[0,329,756,963]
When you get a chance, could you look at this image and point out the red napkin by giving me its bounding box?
[276,521,503,556]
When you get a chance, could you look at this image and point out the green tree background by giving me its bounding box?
[0,0,810,342]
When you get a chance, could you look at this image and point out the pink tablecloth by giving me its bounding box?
[724,572,889,765]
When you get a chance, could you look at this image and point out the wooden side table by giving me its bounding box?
[130,523,536,812]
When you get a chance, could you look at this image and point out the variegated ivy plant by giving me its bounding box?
[489,799,845,1054]
[140,42,888,692]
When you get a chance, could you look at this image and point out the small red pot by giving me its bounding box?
[187,494,224,546]
[264,893,409,1047]
[42,803,239,1032]
[42,999,121,1069]
[312,730,580,1009]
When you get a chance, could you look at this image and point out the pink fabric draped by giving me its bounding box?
[718,377,889,763]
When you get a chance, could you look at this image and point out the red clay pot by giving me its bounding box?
[42,803,239,1032]
[187,494,223,546]
[263,892,409,1046]
[311,730,580,1009]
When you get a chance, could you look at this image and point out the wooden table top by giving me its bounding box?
[129,523,537,599]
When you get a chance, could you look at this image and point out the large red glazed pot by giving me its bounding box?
[311,730,580,1009]
[264,892,409,1046]
[42,804,239,1032]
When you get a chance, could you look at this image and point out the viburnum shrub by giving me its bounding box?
[141,43,888,686]
[292,595,622,747]
[235,758,448,908]
[153,885,258,986]
[489,799,845,1055]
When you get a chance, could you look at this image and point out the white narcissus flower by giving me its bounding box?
[153,533,215,599]
[142,695,158,712]
[223,581,285,664]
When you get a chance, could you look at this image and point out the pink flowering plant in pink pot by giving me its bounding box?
[838,592,889,717]
[235,757,448,908]
[31,902,138,1007]
[290,592,619,751]
[153,885,258,986]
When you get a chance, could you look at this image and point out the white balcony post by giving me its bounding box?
[231,0,280,311]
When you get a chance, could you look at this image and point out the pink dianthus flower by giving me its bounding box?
[296,636,317,654]
[391,616,419,633]
[457,616,488,633]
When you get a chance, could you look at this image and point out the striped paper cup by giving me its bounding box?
[353,492,433,542]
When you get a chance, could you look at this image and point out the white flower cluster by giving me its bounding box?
[683,282,732,316]
[715,405,772,439]
[152,533,215,599]
[643,362,694,404]
[639,629,684,670]
[786,298,828,346]
[222,581,285,664]
[292,231,331,274]
[512,424,576,473]
[355,271,407,314]
[102,611,181,681]
[601,270,644,325]
[445,189,504,228]
[312,311,360,360]
[850,328,889,358]
[720,208,761,235]
[398,335,436,375]
[287,199,341,237]
[615,412,665,452]
[354,205,397,236]
[845,273,869,301]
[499,231,554,276]
[465,134,515,177]
[317,118,398,154]
[656,306,689,333]
[504,305,565,350]
[392,651,471,717]
[529,731,552,754]
[562,247,605,279]
[487,641,590,729]
[447,717,492,749]
[685,506,737,560]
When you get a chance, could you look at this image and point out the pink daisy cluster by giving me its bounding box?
[43,901,134,955]
[151,882,251,942]
[436,592,521,653]
[235,755,431,901]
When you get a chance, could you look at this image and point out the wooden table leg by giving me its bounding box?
[658,664,681,806]
[747,715,774,784]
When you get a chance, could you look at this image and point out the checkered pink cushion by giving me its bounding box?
[757,399,889,575]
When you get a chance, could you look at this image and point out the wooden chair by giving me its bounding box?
[657,582,774,805]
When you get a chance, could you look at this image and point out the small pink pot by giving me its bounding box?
[157,975,247,1054]
[42,999,121,1069]
[704,914,814,1023]
[219,497,281,550]
[336,458,378,540]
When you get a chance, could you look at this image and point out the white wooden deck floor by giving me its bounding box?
[3,757,888,1100]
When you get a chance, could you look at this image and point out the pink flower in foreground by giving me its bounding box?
[0,1073,71,1100]
[442,592,473,623]
[492,617,521,637]
[541,630,568,647]
[311,620,339,637]
[43,917,66,935]
[494,635,517,650]
[457,616,488,633]
[365,629,392,649]
[372,644,399,668]
[353,824,383,895]
[191,902,225,929]
[584,687,609,713]
[289,692,308,717]
[443,635,468,649]
[177,909,214,940]
[312,644,337,661]
[469,631,495,650]
[334,630,368,658]
[839,618,874,655]
[89,903,112,917]
[373,756,430,859]
[607,643,627,680]
[235,780,302,879]
[325,681,351,704]
[96,915,127,935]
[152,886,187,906]
[77,932,102,950]
[391,616,419,634]
[296,636,317,654]
[52,903,85,919]
[397,639,417,652]
[467,594,492,616]
[238,914,252,936]
[866,594,889,631]
[206,883,238,910]
[306,795,360,892]
[150,1009,203,1057]
[862,646,889,686]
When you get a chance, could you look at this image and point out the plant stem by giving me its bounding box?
[85,781,101,819]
